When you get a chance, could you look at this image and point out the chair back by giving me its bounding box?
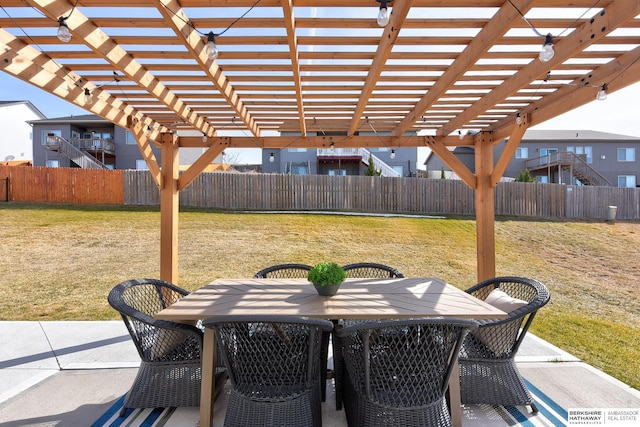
[108,278,202,362]
[203,315,333,397]
[463,276,550,358]
[254,263,313,278]
[337,318,477,407]
[342,262,404,278]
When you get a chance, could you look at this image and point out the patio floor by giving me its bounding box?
[1,321,639,427]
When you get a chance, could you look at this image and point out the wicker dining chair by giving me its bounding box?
[108,278,222,415]
[337,317,478,427]
[333,262,405,410]
[458,276,550,413]
[253,263,313,278]
[203,315,334,427]
[342,262,405,279]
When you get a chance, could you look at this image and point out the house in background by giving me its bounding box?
[262,131,418,177]
[29,115,217,170]
[424,130,639,188]
[0,101,46,164]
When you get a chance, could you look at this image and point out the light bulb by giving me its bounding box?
[205,32,218,60]
[83,88,93,104]
[377,1,389,27]
[596,83,608,101]
[458,130,464,140]
[330,142,335,152]
[516,112,523,125]
[146,126,151,137]
[269,153,275,163]
[202,133,207,142]
[390,149,396,159]
[539,33,554,63]
[57,18,72,43]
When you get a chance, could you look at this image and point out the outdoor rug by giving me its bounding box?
[91,378,568,427]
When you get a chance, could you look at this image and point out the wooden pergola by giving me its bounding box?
[2,0,640,284]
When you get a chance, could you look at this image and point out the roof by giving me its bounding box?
[0,100,46,119]
[523,129,640,141]
[2,1,640,150]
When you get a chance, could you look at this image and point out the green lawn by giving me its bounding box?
[1,202,638,390]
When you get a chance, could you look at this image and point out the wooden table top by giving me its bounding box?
[156,277,506,321]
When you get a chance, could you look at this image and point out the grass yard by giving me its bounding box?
[1,202,639,390]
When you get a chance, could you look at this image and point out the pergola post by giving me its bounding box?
[475,132,496,281]
[160,133,179,283]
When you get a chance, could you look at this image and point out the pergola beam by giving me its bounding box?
[281,0,307,136]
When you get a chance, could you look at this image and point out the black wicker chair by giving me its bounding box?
[333,262,405,410]
[203,315,334,427]
[342,262,405,279]
[253,263,313,278]
[337,317,478,427]
[108,278,216,415]
[459,276,550,413]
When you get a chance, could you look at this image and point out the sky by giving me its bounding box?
[3,70,640,167]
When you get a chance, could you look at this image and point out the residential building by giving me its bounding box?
[262,132,418,177]
[424,130,640,187]
[0,101,46,163]
[29,115,213,170]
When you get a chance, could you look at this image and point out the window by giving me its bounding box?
[515,147,528,159]
[71,131,80,139]
[536,176,548,183]
[618,175,636,188]
[45,160,59,168]
[568,146,593,163]
[618,148,635,162]
[136,159,148,170]
[288,148,307,153]
[392,165,404,176]
[328,169,346,176]
[290,165,308,175]
[125,130,137,145]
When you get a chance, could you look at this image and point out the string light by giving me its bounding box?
[269,152,275,163]
[202,133,207,142]
[596,83,608,101]
[390,149,396,159]
[458,130,464,140]
[377,0,390,27]
[539,33,555,62]
[57,17,72,42]
[330,142,335,151]
[83,88,93,104]
[146,126,151,137]
[516,112,523,125]
[205,32,218,60]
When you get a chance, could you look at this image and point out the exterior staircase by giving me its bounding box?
[43,135,109,169]
[316,148,400,177]
[525,151,612,186]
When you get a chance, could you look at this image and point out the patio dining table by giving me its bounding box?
[155,277,507,427]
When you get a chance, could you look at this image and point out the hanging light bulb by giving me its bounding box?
[57,17,72,43]
[202,133,207,142]
[458,130,464,140]
[205,32,219,60]
[516,112,523,125]
[145,126,152,137]
[377,0,390,27]
[83,88,93,104]
[269,152,275,163]
[390,149,396,159]
[330,142,335,152]
[596,83,608,101]
[539,33,555,63]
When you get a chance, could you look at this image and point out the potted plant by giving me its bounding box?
[308,261,346,296]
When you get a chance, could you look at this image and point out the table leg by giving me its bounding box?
[200,328,216,427]
[449,359,462,427]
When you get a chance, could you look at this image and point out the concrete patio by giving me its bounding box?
[1,321,639,426]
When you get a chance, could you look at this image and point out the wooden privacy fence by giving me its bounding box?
[2,166,639,220]
[0,165,124,205]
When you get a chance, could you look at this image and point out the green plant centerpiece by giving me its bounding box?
[308,262,346,296]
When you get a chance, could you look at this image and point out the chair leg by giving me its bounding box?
[530,402,539,414]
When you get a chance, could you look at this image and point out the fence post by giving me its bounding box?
[3,177,8,202]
